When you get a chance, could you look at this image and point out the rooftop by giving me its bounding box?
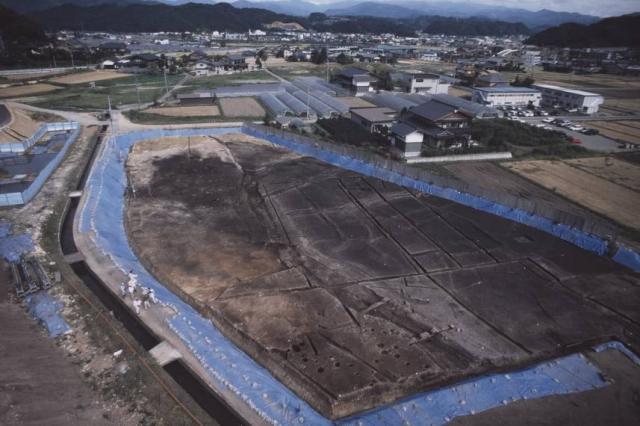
[473,86,541,94]
[531,83,602,98]
[350,107,396,123]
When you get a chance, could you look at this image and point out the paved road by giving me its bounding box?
[523,118,635,153]
[8,101,102,126]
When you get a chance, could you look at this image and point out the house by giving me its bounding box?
[333,67,374,96]
[100,59,118,70]
[531,83,603,114]
[226,55,248,71]
[350,107,397,133]
[475,72,508,88]
[403,101,473,149]
[389,123,424,159]
[471,86,541,107]
[390,71,450,94]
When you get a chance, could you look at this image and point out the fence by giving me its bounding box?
[0,124,48,154]
[407,152,513,163]
[0,122,80,206]
[243,123,619,242]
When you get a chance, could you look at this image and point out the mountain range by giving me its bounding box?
[0,0,602,30]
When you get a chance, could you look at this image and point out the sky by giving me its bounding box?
[241,0,640,18]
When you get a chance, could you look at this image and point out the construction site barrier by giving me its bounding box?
[0,122,80,206]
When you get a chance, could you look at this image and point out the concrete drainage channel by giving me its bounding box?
[59,127,244,425]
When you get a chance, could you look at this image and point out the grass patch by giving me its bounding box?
[472,118,590,159]
[26,74,183,111]
[125,110,217,124]
[177,71,274,93]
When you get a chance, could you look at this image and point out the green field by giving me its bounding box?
[25,74,183,111]
[176,71,276,93]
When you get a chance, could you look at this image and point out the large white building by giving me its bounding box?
[531,83,604,114]
[390,71,450,95]
[472,86,542,107]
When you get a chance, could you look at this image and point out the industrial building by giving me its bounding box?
[471,86,542,107]
[531,83,604,114]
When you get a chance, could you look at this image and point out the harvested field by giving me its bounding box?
[338,96,374,108]
[446,162,614,223]
[0,83,60,98]
[218,97,264,118]
[586,121,640,144]
[145,105,220,117]
[50,70,130,85]
[125,135,640,419]
[504,160,640,229]
[565,157,640,192]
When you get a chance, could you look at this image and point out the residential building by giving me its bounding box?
[390,100,474,158]
[390,71,450,94]
[333,67,375,96]
[350,107,397,133]
[389,123,424,158]
[472,86,541,107]
[531,83,604,114]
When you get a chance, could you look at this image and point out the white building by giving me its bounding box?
[531,83,604,114]
[472,86,541,107]
[390,71,449,95]
[389,122,424,158]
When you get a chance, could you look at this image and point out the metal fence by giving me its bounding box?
[0,122,80,206]
[243,123,618,239]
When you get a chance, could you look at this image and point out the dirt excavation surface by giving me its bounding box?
[125,135,640,419]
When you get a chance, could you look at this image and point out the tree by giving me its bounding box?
[255,56,262,69]
[258,49,268,61]
[310,47,327,65]
[336,52,353,65]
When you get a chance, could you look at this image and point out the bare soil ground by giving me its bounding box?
[0,107,44,142]
[50,70,130,85]
[587,121,640,144]
[0,84,60,99]
[218,97,265,117]
[125,135,640,419]
[0,261,134,425]
[504,160,640,229]
[145,105,220,117]
[448,86,472,99]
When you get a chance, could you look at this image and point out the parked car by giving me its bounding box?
[570,137,582,145]
[542,118,554,123]
[582,128,599,135]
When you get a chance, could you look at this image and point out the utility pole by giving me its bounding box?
[135,73,141,109]
[306,86,310,118]
[326,40,329,82]
[163,67,169,97]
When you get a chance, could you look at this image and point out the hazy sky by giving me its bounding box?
[246,0,640,18]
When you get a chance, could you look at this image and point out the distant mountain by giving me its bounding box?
[415,16,529,36]
[0,0,154,14]
[0,4,47,48]
[231,0,322,17]
[325,1,600,29]
[526,13,640,47]
[27,2,303,32]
